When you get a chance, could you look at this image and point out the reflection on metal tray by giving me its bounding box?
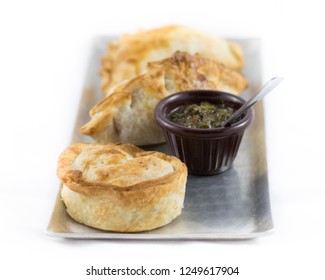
[46,37,273,239]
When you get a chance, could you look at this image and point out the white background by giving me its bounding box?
[1,0,324,279]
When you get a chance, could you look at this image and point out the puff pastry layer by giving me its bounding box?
[57,143,187,232]
[100,25,244,92]
[81,51,248,146]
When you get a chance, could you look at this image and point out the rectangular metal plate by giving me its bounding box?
[47,37,273,239]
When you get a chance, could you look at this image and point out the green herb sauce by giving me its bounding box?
[168,101,234,128]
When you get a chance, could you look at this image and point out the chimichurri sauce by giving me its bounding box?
[168,101,234,129]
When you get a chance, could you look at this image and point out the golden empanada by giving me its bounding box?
[100,25,244,93]
[81,51,248,146]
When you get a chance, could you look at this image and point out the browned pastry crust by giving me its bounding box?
[100,25,244,92]
[57,143,187,232]
[81,51,248,146]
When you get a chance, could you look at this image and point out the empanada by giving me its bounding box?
[100,25,244,93]
[57,143,187,232]
[81,51,248,146]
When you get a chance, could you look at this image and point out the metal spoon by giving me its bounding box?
[222,76,284,127]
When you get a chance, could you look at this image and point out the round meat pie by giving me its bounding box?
[56,143,187,232]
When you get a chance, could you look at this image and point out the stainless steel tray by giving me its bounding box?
[47,37,273,239]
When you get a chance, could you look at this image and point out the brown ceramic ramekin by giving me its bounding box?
[154,90,254,175]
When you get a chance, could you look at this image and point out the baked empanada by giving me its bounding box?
[100,25,244,93]
[57,143,187,232]
[81,51,248,146]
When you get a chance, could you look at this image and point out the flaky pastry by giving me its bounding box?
[81,51,248,146]
[100,25,244,93]
[57,143,187,232]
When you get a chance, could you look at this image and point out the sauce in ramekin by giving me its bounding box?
[168,101,234,129]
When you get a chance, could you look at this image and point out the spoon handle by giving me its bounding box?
[224,76,284,126]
